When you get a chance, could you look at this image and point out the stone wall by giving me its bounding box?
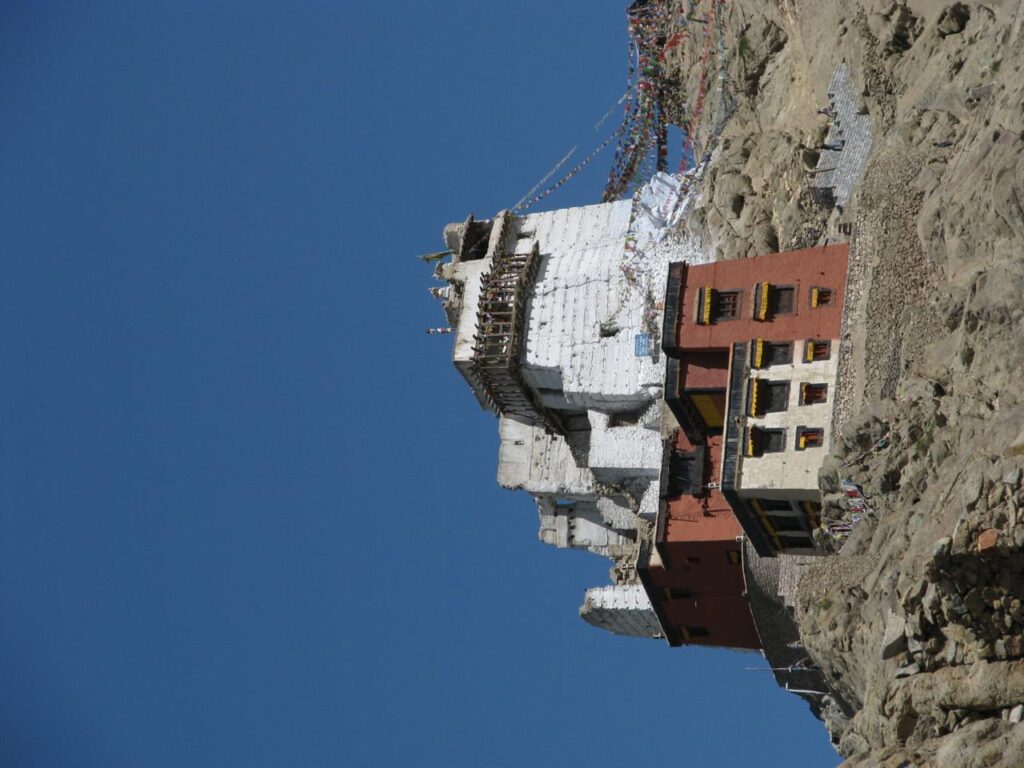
[743,540,849,729]
[579,584,663,638]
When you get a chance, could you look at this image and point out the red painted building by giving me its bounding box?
[639,243,850,649]
[639,428,761,648]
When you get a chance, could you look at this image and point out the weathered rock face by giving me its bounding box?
[803,394,1024,760]
[657,0,1024,763]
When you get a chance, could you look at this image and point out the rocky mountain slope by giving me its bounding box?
[659,0,1024,764]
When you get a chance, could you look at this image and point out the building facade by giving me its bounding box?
[660,245,849,558]
[639,421,761,649]
[429,182,849,653]
[431,175,700,640]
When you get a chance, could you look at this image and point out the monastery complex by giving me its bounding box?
[428,169,852,707]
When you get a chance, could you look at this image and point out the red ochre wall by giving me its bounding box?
[671,243,849,353]
[678,349,729,390]
[646,245,848,650]
[665,432,736,542]
[645,547,758,649]
[646,432,761,650]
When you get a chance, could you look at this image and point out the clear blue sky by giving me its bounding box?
[0,3,840,766]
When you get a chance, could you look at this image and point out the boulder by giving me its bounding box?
[977,529,1000,559]
[882,611,909,660]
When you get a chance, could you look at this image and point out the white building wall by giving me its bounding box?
[636,475,663,519]
[739,340,840,493]
[491,184,705,515]
[519,200,652,409]
[536,498,635,558]
[448,257,488,364]
[496,416,596,498]
[586,408,663,487]
[579,584,663,638]
[596,496,639,530]
[435,173,711,637]
[444,256,492,409]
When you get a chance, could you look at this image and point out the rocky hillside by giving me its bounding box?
[659,0,1024,764]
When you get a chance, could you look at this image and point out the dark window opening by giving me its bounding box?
[801,383,828,405]
[753,340,793,368]
[726,549,741,565]
[747,426,785,457]
[811,286,834,307]
[767,342,792,366]
[714,290,741,321]
[770,285,795,315]
[805,339,831,362]
[754,283,795,321]
[754,497,793,512]
[767,514,805,533]
[663,588,695,600]
[802,500,823,526]
[778,531,814,549]
[682,626,710,640]
[460,219,493,261]
[796,427,824,450]
[609,404,648,427]
[763,381,789,412]
[749,379,789,415]
[666,447,705,497]
[696,287,742,324]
